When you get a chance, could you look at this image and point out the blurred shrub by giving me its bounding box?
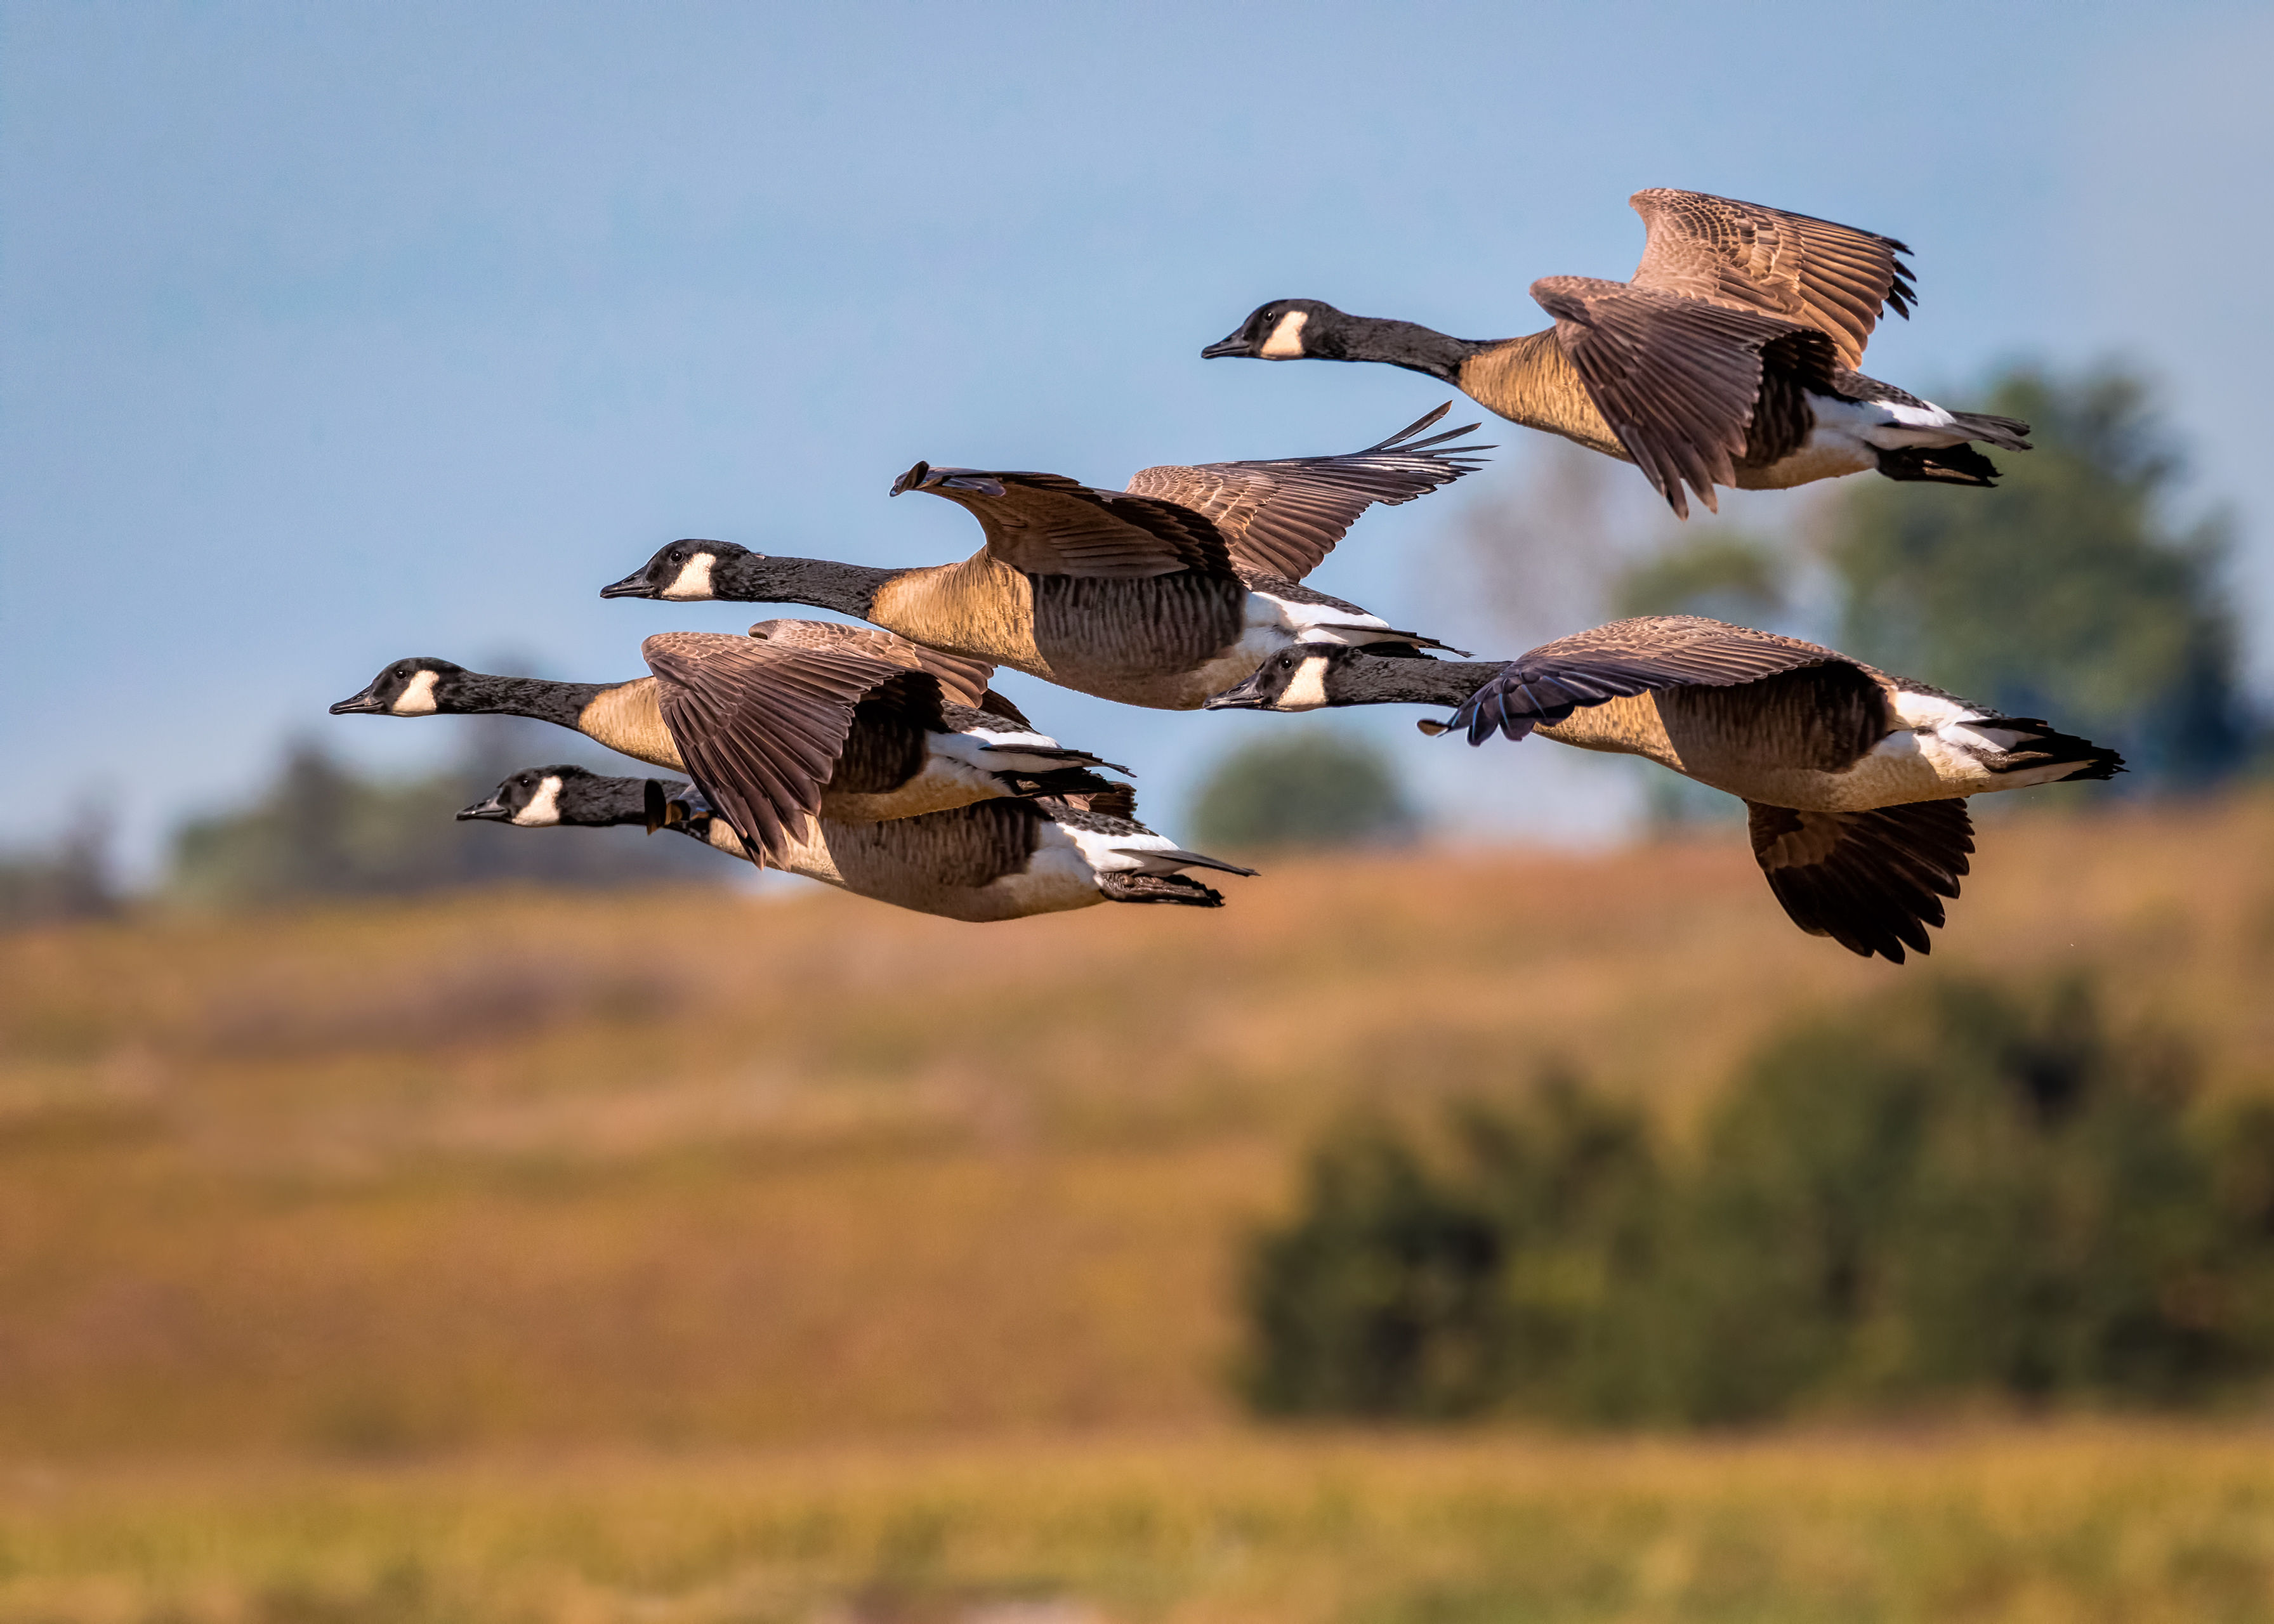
[1190,730,1416,852]
[0,818,117,928]
[1827,365,2256,785]
[169,727,714,909]
[1242,975,2274,1425]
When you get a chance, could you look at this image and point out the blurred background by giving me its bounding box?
[4,3,2274,1621]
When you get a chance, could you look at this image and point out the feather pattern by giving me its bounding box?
[1747,799,1973,964]
[1124,402,1490,582]
[1627,188,1916,370]
[643,632,935,867]
[1530,277,1845,516]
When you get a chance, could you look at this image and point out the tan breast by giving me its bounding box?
[1457,331,1628,459]
[869,554,1050,677]
[575,679,683,770]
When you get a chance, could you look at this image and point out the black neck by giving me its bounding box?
[715,554,900,616]
[1318,315,1492,383]
[565,778,663,828]
[1336,657,1506,709]
[450,673,615,729]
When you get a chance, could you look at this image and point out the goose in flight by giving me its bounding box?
[598,407,1486,710]
[1202,190,2029,518]
[329,629,1125,867]
[461,766,1254,919]
[1205,616,2121,962]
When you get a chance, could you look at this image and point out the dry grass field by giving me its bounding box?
[3,795,2271,1620]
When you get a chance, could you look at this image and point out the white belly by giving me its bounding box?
[1737,393,1978,491]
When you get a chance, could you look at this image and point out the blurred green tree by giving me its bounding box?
[168,724,714,909]
[1240,976,2274,1427]
[1826,365,2253,785]
[1190,729,1417,852]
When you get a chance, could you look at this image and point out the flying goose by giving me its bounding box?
[329,631,1125,865]
[460,765,1256,919]
[1202,190,2030,518]
[598,407,1487,710]
[1204,616,2122,962]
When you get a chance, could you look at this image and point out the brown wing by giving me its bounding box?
[1530,276,1842,518]
[1747,799,1973,964]
[1123,403,1490,582]
[643,632,936,868]
[1450,615,1862,743]
[891,464,1233,579]
[744,617,998,708]
[1628,189,1915,370]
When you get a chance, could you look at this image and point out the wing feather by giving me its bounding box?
[1531,277,1842,517]
[895,466,1233,579]
[1124,403,1490,582]
[1629,188,1915,369]
[1747,799,1973,964]
[643,632,933,867]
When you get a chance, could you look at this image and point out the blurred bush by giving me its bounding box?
[168,722,715,909]
[0,817,117,928]
[1242,974,2274,1425]
[1825,365,2257,786]
[1190,730,1416,852]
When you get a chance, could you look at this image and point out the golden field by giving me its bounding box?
[3,794,2272,1621]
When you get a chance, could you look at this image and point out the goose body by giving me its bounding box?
[599,408,1486,710]
[1203,190,2030,517]
[329,627,1124,865]
[461,766,1254,920]
[1206,617,2122,962]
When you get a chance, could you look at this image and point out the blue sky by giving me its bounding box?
[4,1,2269,875]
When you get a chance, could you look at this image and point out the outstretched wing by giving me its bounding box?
[1124,403,1490,582]
[744,617,999,708]
[1445,615,1858,743]
[892,464,1233,579]
[643,632,930,867]
[1628,188,1915,370]
[1531,276,1842,517]
[1748,798,1973,964]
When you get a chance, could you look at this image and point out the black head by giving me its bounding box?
[1202,298,1345,361]
[329,657,471,717]
[600,539,751,601]
[1202,643,1360,711]
[458,764,658,828]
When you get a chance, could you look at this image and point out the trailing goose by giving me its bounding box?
[1202,189,2030,518]
[329,629,1125,865]
[460,765,1256,919]
[1204,617,2122,962]
[598,407,1487,710]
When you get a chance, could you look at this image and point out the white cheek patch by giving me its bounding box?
[662,554,717,600]
[1279,655,1332,710]
[391,669,440,715]
[511,775,565,826]
[1258,310,1310,360]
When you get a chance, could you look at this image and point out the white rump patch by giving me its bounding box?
[391,669,440,715]
[662,553,717,600]
[1259,310,1310,360]
[511,775,564,827]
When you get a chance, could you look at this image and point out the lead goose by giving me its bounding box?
[1202,189,2030,518]
[461,766,1256,919]
[1205,616,2123,962]
[598,407,1487,710]
[329,629,1124,866]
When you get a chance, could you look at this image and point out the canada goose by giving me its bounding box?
[460,765,1256,919]
[1202,190,2031,518]
[1205,617,2123,962]
[598,407,1487,710]
[329,630,1125,864]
